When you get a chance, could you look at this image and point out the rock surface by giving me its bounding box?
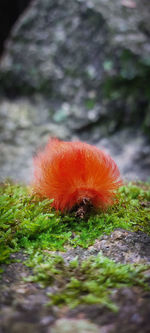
[93,0,150,57]
[0,0,150,127]
[0,0,150,182]
[0,97,150,183]
[0,230,150,333]
[56,230,150,264]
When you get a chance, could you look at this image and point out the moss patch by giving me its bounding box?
[25,251,150,312]
[0,182,150,264]
[0,181,150,311]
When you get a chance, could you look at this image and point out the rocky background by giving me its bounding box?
[0,0,150,182]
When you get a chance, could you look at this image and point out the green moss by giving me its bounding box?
[0,181,150,310]
[85,98,96,110]
[0,182,150,264]
[25,251,149,311]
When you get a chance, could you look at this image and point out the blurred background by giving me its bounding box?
[0,0,150,183]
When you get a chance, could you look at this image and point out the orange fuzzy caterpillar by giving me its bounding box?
[32,138,122,212]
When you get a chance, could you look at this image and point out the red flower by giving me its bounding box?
[32,138,122,212]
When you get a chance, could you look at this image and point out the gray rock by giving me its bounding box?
[0,97,71,182]
[0,0,150,182]
[0,0,109,105]
[91,0,150,57]
[53,230,150,265]
[50,318,100,333]
[0,0,150,132]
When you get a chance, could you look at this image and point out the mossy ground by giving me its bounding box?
[0,182,150,310]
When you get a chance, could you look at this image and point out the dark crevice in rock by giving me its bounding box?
[0,0,32,56]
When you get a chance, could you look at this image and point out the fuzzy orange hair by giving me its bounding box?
[32,138,122,212]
